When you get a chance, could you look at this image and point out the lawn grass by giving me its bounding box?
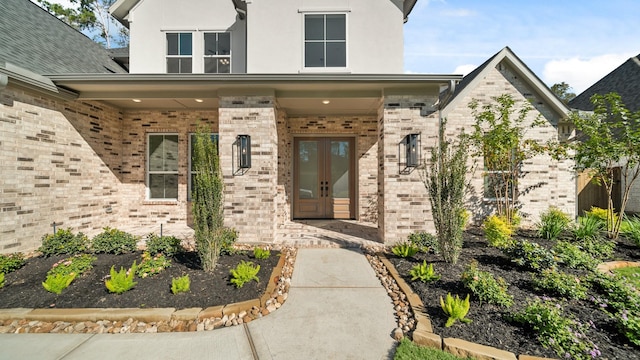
[612,266,640,290]
[394,338,471,360]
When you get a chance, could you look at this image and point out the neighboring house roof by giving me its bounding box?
[0,0,126,76]
[441,46,570,119]
[569,54,640,112]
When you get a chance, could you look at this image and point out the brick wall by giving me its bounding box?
[0,85,123,252]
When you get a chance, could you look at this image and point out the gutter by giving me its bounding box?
[0,62,78,101]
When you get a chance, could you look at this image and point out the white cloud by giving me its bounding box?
[542,53,635,94]
[453,64,477,76]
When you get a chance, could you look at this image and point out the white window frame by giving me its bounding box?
[166,32,193,74]
[188,133,219,200]
[147,133,179,201]
[302,12,348,71]
[203,32,232,74]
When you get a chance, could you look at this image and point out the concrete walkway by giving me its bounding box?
[0,248,397,360]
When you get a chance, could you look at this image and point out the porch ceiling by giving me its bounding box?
[47,73,461,115]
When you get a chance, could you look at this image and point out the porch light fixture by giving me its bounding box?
[194,99,204,103]
[233,134,251,175]
[398,133,420,174]
[322,100,330,105]
[132,99,142,103]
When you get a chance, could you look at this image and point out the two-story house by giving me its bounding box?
[0,0,575,253]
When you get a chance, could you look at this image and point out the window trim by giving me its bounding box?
[188,133,219,201]
[147,133,179,201]
[302,12,348,70]
[203,32,232,74]
[166,32,193,74]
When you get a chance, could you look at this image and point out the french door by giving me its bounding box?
[293,137,355,219]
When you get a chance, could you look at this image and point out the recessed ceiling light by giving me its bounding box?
[322,100,330,105]
[132,99,142,103]
[195,99,204,103]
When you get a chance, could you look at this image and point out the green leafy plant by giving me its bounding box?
[230,260,260,288]
[617,309,640,346]
[460,260,513,307]
[136,252,171,278]
[409,260,441,283]
[253,247,271,260]
[407,231,439,253]
[621,217,640,246]
[48,254,96,278]
[171,274,191,294]
[91,227,138,254]
[483,215,514,249]
[422,119,469,264]
[573,215,605,241]
[504,239,556,272]
[391,242,419,258]
[552,241,597,270]
[218,227,238,256]
[105,261,138,294]
[537,207,572,240]
[532,269,589,300]
[440,293,472,327]
[581,236,615,260]
[39,228,89,256]
[0,272,4,289]
[42,273,76,294]
[589,272,640,313]
[0,253,25,274]
[511,298,600,359]
[145,233,183,257]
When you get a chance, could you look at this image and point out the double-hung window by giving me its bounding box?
[204,33,231,73]
[166,33,192,73]
[304,14,346,68]
[188,133,219,199]
[148,134,179,200]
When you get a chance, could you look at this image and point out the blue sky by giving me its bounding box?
[404,0,640,93]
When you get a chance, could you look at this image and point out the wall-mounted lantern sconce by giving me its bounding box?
[398,133,420,174]
[233,135,251,175]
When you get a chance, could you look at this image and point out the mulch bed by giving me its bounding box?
[0,251,279,309]
[388,229,640,359]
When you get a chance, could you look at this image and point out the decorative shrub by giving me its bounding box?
[581,236,615,260]
[145,234,183,257]
[391,242,419,258]
[91,227,138,254]
[461,260,513,307]
[409,260,441,283]
[0,253,25,274]
[48,254,96,278]
[504,239,556,272]
[230,260,260,288]
[171,274,191,294]
[621,217,640,246]
[511,298,600,359]
[218,227,238,256]
[253,247,271,260]
[537,207,572,240]
[573,216,605,241]
[407,231,439,253]
[136,252,171,278]
[532,269,589,300]
[42,273,76,294]
[552,241,598,270]
[440,293,471,327]
[483,215,513,249]
[586,206,618,231]
[105,261,138,294]
[39,228,89,256]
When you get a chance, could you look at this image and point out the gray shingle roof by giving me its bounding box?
[0,0,126,75]
[569,54,640,112]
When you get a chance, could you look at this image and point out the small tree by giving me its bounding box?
[570,92,640,238]
[468,94,550,226]
[422,119,469,264]
[192,127,225,272]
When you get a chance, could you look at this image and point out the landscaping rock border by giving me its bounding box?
[366,251,557,360]
[0,247,296,334]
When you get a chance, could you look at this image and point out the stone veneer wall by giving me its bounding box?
[0,85,123,252]
[442,62,576,224]
[378,95,440,243]
[218,96,278,243]
[118,110,218,228]
[284,114,379,224]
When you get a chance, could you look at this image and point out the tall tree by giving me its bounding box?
[36,0,128,48]
[551,82,576,104]
[570,92,640,238]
